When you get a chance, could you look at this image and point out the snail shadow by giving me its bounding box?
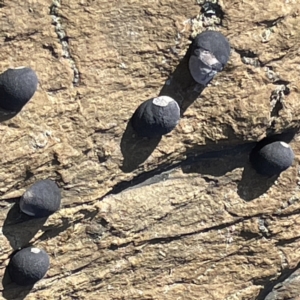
[2,257,33,300]
[159,41,205,114]
[120,119,161,173]
[181,142,254,177]
[237,163,279,201]
[256,128,299,152]
[0,108,18,122]
[181,141,281,201]
[2,199,47,250]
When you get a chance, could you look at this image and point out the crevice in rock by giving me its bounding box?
[273,79,290,86]
[234,49,288,69]
[264,66,291,124]
[255,16,285,43]
[263,54,287,67]
[276,235,300,246]
[108,241,132,251]
[47,87,68,94]
[255,16,285,28]
[104,164,181,196]
[273,208,300,218]
[269,83,290,118]
[255,261,300,300]
[49,0,80,86]
[234,48,262,67]
[4,30,39,43]
[42,44,59,59]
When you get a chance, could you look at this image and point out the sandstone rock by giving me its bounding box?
[0,0,300,299]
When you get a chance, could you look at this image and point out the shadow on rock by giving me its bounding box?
[0,108,20,123]
[120,120,161,173]
[2,263,33,300]
[257,128,299,151]
[2,200,47,250]
[181,141,282,201]
[182,142,255,177]
[182,128,299,201]
[159,41,205,114]
[237,163,279,201]
[37,217,75,242]
[0,108,18,122]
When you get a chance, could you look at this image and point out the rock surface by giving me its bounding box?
[0,0,300,299]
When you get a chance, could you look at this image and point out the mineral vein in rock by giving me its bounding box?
[50,0,80,86]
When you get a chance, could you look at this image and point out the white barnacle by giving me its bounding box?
[31,248,41,254]
[152,96,174,107]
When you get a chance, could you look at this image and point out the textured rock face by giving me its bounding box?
[0,0,300,299]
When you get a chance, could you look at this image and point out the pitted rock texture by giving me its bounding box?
[0,0,300,299]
